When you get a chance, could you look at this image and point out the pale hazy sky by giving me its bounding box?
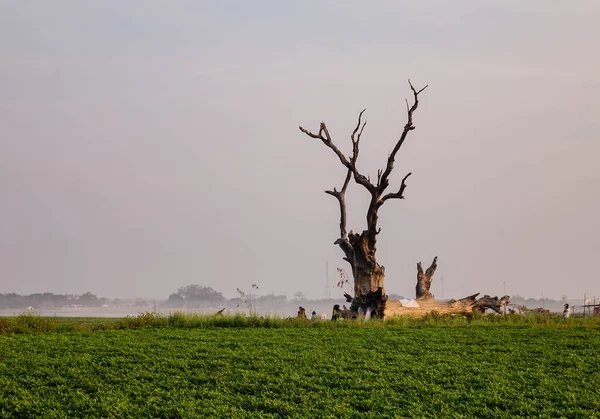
[1,1,599,300]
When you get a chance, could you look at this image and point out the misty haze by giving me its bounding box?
[1,2,599,311]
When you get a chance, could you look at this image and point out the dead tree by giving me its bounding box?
[299,81,509,318]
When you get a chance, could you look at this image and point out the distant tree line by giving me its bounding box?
[3,287,571,313]
[0,292,108,309]
[0,287,408,311]
[166,285,287,309]
[165,284,299,311]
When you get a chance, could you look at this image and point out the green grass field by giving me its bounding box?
[1,316,599,418]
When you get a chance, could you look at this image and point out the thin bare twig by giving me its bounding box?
[378,172,412,206]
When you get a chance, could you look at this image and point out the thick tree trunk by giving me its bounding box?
[385,294,510,317]
[416,256,437,299]
[348,231,385,295]
[340,231,388,318]
[352,265,384,296]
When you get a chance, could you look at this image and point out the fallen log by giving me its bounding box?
[383,257,510,318]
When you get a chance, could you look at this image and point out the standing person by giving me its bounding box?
[563,303,571,319]
[311,311,318,321]
[331,304,340,321]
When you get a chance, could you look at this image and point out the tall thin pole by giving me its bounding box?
[542,292,544,309]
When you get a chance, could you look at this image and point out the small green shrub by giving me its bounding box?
[0,319,11,335]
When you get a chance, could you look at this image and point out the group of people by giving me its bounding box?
[297,306,319,320]
[297,305,342,321]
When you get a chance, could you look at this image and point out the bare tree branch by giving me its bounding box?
[301,110,380,262]
[351,109,367,158]
[325,168,352,240]
[299,111,376,194]
[299,123,350,168]
[321,112,369,257]
[425,256,438,279]
[377,172,412,207]
[377,79,428,194]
